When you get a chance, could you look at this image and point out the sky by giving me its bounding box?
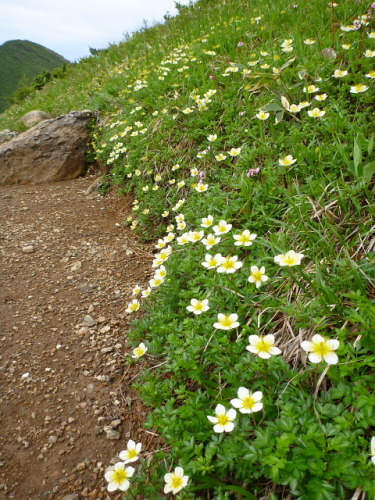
[0,0,192,62]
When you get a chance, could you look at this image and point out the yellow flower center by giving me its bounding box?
[113,469,128,484]
[312,341,331,357]
[284,255,297,265]
[195,301,204,311]
[127,449,138,459]
[217,414,230,426]
[256,337,273,353]
[239,235,250,243]
[252,270,263,281]
[222,260,235,270]
[171,476,183,489]
[242,396,256,410]
[220,316,234,328]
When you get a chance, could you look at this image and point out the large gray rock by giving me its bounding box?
[0,129,18,145]
[21,110,51,128]
[0,111,94,185]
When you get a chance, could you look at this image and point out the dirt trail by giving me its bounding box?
[0,177,157,500]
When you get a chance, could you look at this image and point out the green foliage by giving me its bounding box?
[0,0,374,497]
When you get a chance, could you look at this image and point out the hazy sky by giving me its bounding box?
[0,0,192,62]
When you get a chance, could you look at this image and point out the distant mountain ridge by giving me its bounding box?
[0,40,69,113]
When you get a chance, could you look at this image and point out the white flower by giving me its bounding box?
[230,387,263,414]
[104,463,135,492]
[246,334,281,359]
[215,153,227,161]
[350,84,369,94]
[228,147,242,156]
[233,230,257,246]
[207,404,236,433]
[278,155,296,166]
[207,134,217,142]
[201,253,224,269]
[213,313,240,330]
[186,298,210,315]
[301,334,339,364]
[307,108,325,118]
[188,230,204,242]
[371,437,375,466]
[141,287,151,298]
[256,111,270,120]
[289,104,301,113]
[131,342,147,358]
[119,440,142,463]
[202,233,221,250]
[164,467,189,495]
[201,215,214,227]
[213,220,232,235]
[154,265,167,279]
[274,250,304,266]
[126,299,140,313]
[217,256,243,274]
[149,276,164,288]
[248,266,269,288]
[195,183,209,192]
[332,69,348,78]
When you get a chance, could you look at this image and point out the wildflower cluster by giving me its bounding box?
[105,440,189,495]
[2,0,373,497]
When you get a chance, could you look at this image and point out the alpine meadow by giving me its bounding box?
[0,0,374,498]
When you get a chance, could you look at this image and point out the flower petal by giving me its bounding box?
[174,467,184,477]
[227,408,237,420]
[258,351,272,359]
[252,391,263,402]
[371,437,375,456]
[213,424,225,433]
[215,404,226,415]
[323,352,338,364]
[237,387,249,399]
[301,341,312,352]
[308,352,322,363]
[311,334,325,344]
[207,415,218,423]
[326,339,339,350]
[230,398,243,408]
[223,422,235,432]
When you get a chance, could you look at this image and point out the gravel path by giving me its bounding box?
[0,177,157,499]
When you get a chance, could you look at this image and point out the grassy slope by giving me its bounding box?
[0,0,374,498]
[0,40,69,112]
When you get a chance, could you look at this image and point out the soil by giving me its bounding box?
[0,177,160,500]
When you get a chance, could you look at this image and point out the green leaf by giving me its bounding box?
[368,134,374,155]
[260,102,283,112]
[353,137,362,176]
[191,477,257,499]
[363,161,375,183]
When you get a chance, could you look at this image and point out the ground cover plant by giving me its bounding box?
[1,0,374,497]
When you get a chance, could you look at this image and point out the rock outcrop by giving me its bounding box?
[21,110,51,128]
[0,111,94,185]
[0,129,18,144]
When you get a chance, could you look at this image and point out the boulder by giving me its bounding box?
[0,111,95,185]
[21,110,51,128]
[0,129,18,145]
